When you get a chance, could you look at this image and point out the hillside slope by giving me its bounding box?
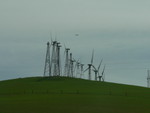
[0,76,150,113]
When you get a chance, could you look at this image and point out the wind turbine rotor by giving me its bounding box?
[50,32,54,45]
[101,65,106,81]
[84,67,89,73]
[63,44,66,56]
[92,65,96,70]
[92,69,96,72]
[98,59,103,72]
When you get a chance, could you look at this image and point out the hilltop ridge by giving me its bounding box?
[0,76,150,113]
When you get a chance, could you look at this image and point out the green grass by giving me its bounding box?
[0,76,150,113]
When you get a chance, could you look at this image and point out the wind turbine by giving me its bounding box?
[69,53,76,77]
[93,59,103,81]
[76,61,81,78]
[98,65,106,81]
[50,39,57,76]
[64,44,70,77]
[73,59,80,78]
[84,50,94,80]
[43,42,51,76]
[56,42,61,76]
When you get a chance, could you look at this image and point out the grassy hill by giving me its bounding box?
[0,76,150,113]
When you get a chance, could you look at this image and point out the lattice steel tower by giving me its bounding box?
[44,42,51,76]
[69,53,76,77]
[56,42,61,76]
[64,48,70,76]
[50,41,57,76]
[76,61,80,78]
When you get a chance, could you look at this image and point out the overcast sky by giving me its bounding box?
[0,0,150,87]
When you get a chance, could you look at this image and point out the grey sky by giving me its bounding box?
[0,0,150,87]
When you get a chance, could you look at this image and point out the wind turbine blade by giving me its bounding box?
[50,32,53,44]
[147,70,149,79]
[101,72,105,81]
[102,65,105,73]
[64,44,66,49]
[103,73,105,81]
[98,71,100,76]
[63,44,67,56]
[102,65,106,79]
[75,59,80,66]
[92,65,96,70]
[92,69,96,72]
[55,32,57,41]
[50,31,52,39]
[91,49,94,64]
[73,62,77,72]
[98,59,103,71]
[76,59,79,63]
[84,67,89,72]
[73,58,76,62]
